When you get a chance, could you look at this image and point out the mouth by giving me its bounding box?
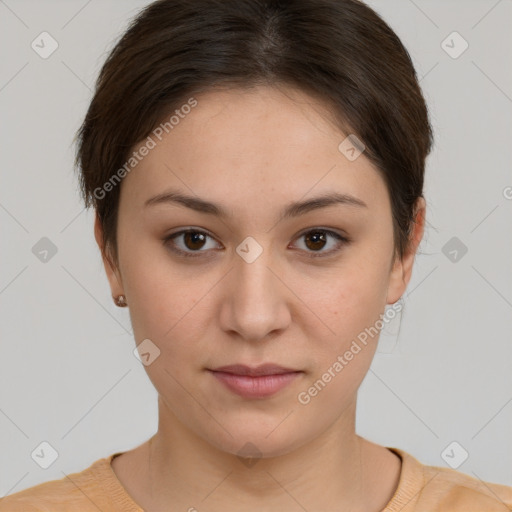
[207,364,303,399]
[209,363,301,376]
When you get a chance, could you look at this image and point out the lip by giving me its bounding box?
[207,364,303,399]
[211,363,299,376]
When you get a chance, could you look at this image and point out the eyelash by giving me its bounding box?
[163,228,350,259]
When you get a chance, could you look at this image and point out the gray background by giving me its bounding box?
[1,0,511,497]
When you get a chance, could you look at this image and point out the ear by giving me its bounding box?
[386,197,426,304]
[94,211,124,299]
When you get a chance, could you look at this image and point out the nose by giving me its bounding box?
[219,246,291,342]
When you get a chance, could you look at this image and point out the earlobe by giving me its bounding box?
[94,212,125,300]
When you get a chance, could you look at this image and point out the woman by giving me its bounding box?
[2,0,511,510]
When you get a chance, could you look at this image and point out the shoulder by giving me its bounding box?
[393,448,512,511]
[423,464,512,511]
[0,455,113,512]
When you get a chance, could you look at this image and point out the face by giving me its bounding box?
[96,85,424,458]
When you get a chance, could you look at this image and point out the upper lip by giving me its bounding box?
[209,364,301,376]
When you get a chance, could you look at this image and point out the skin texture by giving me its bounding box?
[95,84,426,512]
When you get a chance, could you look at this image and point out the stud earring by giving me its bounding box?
[114,295,127,307]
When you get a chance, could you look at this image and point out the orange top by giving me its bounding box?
[1,447,511,511]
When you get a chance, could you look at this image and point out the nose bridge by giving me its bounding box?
[236,248,274,300]
[221,237,290,340]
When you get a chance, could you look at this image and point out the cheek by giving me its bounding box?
[118,236,205,345]
[306,259,389,337]
[294,263,391,388]
[295,269,388,410]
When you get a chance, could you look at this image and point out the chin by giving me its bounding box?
[199,422,310,461]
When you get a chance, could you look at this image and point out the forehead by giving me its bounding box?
[120,85,388,216]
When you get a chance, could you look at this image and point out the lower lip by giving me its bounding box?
[208,370,302,399]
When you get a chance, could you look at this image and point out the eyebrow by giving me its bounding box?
[144,188,367,220]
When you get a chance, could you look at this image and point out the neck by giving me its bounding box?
[137,395,392,512]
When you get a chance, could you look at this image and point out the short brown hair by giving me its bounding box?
[75,0,433,268]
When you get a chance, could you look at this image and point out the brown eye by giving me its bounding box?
[292,228,350,258]
[165,227,350,260]
[304,231,328,251]
[183,231,207,250]
[164,229,221,257]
